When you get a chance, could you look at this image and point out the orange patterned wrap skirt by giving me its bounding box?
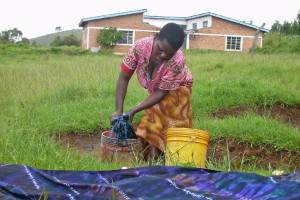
[136,86,193,151]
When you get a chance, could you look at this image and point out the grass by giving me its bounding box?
[0,49,300,174]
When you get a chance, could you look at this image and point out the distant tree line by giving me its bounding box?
[1,27,81,47]
[270,10,300,35]
[49,35,81,47]
[257,10,300,53]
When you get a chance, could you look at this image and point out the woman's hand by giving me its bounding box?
[110,110,123,125]
[125,108,137,122]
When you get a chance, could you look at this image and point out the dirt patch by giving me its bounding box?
[59,133,300,170]
[59,132,103,159]
[58,103,300,170]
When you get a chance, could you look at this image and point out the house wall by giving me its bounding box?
[81,14,264,53]
[82,13,159,53]
[188,17,263,51]
[144,18,187,28]
[186,16,212,30]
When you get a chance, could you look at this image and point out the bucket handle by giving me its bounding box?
[170,137,195,156]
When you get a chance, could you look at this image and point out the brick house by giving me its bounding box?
[79,9,269,53]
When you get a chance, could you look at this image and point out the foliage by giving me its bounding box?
[0,43,91,56]
[256,34,300,53]
[49,36,62,46]
[270,10,300,35]
[55,26,62,32]
[62,34,81,47]
[0,28,23,44]
[19,37,30,45]
[49,34,81,47]
[96,27,123,49]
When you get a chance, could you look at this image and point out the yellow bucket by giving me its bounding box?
[165,128,209,168]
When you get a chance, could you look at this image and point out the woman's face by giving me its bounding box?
[152,38,177,62]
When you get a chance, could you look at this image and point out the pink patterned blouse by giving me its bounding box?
[121,36,193,94]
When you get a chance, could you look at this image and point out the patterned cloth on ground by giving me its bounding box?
[1,164,299,200]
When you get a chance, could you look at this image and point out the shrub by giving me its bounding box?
[256,34,300,53]
[96,27,123,49]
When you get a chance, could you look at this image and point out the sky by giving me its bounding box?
[1,0,299,39]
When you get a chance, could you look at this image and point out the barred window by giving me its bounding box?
[226,36,242,50]
[192,23,197,30]
[118,31,133,45]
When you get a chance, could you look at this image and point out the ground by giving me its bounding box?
[59,102,300,170]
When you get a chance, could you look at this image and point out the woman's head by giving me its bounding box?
[158,23,184,50]
[152,23,184,61]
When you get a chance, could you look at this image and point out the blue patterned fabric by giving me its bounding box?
[0,164,299,199]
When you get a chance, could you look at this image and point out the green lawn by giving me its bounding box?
[0,48,299,174]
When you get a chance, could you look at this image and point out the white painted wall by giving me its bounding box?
[143,18,187,28]
[143,16,212,30]
[186,16,212,30]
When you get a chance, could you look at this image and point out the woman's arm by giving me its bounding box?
[125,88,169,122]
[109,70,133,124]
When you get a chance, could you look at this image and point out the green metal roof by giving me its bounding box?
[79,9,147,27]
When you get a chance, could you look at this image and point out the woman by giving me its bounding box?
[110,23,193,162]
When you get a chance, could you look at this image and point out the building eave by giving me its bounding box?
[79,9,147,27]
[144,12,269,33]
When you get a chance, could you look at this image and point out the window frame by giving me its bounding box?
[225,36,242,51]
[203,21,208,28]
[117,30,135,46]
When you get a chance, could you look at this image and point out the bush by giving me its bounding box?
[0,44,92,56]
[255,34,300,53]
[96,27,123,49]
[49,34,81,47]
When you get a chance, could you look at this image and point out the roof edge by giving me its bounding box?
[79,9,147,27]
[205,12,269,33]
[145,12,269,33]
[144,15,187,20]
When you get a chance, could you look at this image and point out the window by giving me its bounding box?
[192,23,197,30]
[118,31,133,45]
[203,21,208,28]
[226,36,242,50]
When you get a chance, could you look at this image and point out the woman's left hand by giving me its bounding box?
[125,108,136,122]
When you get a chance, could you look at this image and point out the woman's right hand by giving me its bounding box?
[109,110,123,125]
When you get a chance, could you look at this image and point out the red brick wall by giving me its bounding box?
[189,17,263,52]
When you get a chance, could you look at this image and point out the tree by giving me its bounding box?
[0,28,23,44]
[49,36,63,46]
[49,34,81,47]
[281,21,292,35]
[55,26,62,32]
[10,28,23,43]
[96,27,123,49]
[0,31,10,44]
[291,20,299,35]
[270,20,281,33]
[62,34,80,47]
[17,37,30,45]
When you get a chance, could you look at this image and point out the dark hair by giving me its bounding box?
[158,23,184,50]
